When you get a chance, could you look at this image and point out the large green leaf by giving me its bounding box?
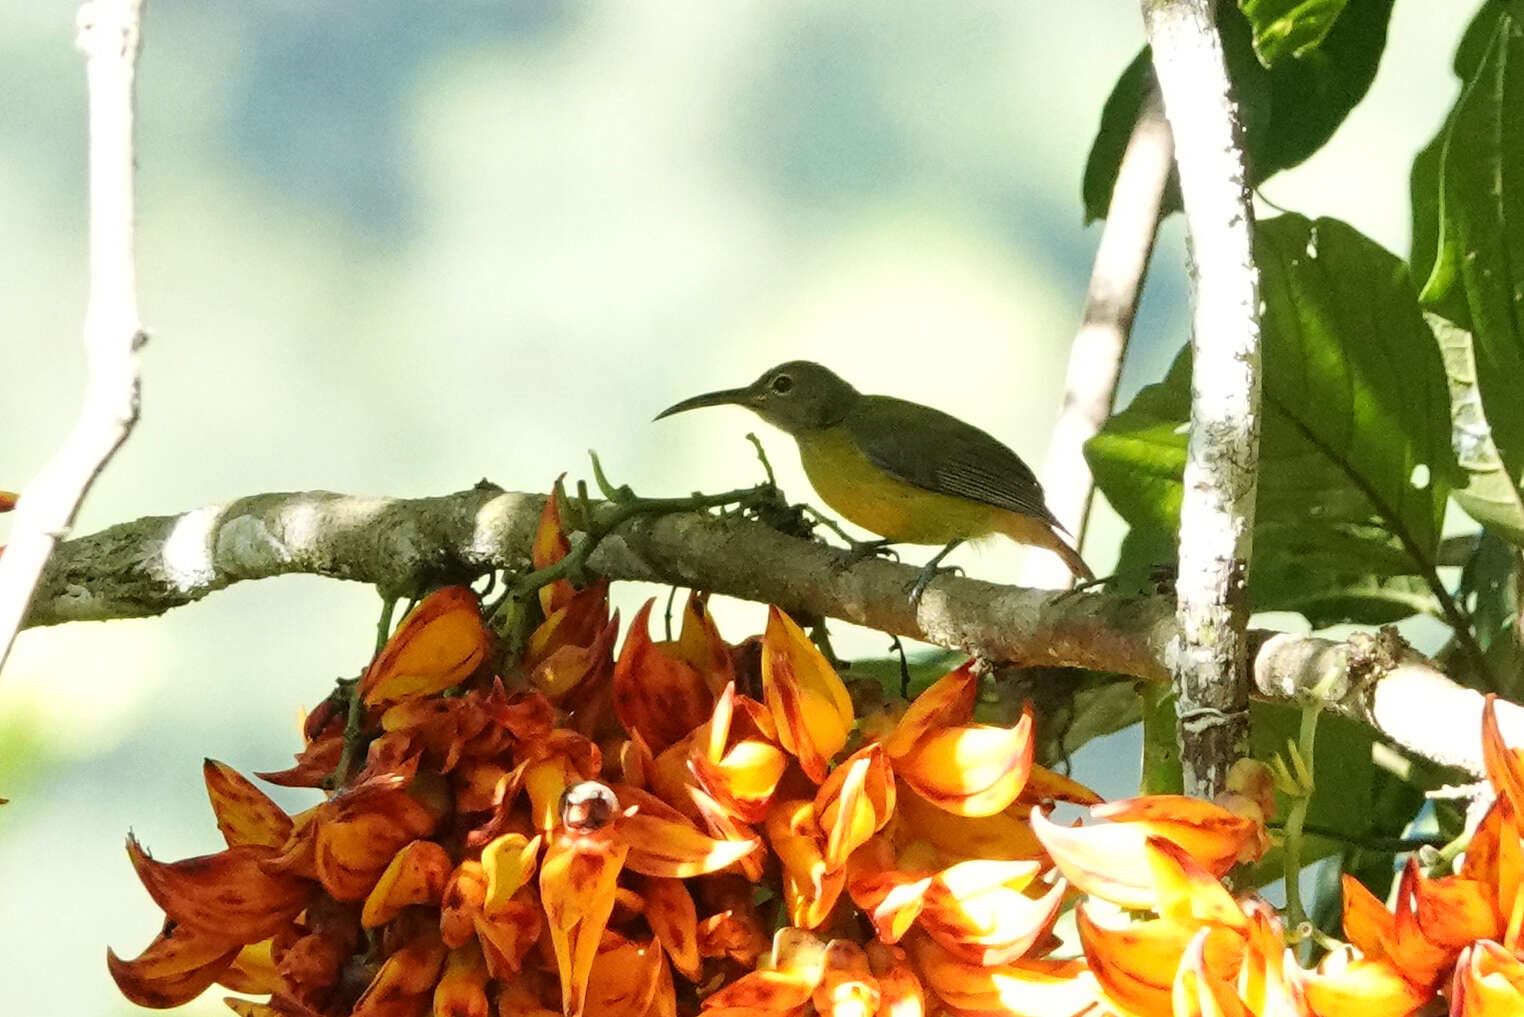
[1240,0,1351,65]
[1430,313,1524,544]
[1459,530,1524,698]
[1083,0,1393,222]
[1412,3,1524,545]
[1088,215,1456,627]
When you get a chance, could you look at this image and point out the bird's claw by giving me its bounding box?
[908,562,963,607]
[842,538,898,565]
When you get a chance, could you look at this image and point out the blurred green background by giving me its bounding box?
[0,2,1467,1013]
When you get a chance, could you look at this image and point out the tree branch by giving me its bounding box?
[0,0,147,675]
[1142,0,1263,798]
[1019,80,1173,590]
[21,487,1522,779]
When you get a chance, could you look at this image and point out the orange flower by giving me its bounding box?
[760,607,852,784]
[689,683,790,826]
[1452,940,1524,1016]
[879,664,1037,818]
[613,599,718,754]
[906,932,1093,1017]
[1033,794,1262,911]
[540,784,631,1017]
[814,744,895,871]
[360,586,493,705]
[766,798,846,929]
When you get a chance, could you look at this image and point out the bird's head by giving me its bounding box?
[655,360,860,434]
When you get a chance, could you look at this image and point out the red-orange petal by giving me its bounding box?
[582,934,667,1017]
[641,876,703,982]
[675,592,737,698]
[433,942,490,1017]
[1146,836,1246,931]
[703,928,826,1011]
[618,783,761,879]
[1412,861,1503,949]
[360,586,492,705]
[532,486,575,616]
[1340,873,1395,961]
[1174,926,1250,1017]
[613,600,716,754]
[905,932,1095,1017]
[881,663,977,759]
[894,787,1045,865]
[1091,795,1262,871]
[843,836,932,944]
[761,608,852,784]
[1453,940,1524,1017]
[1077,905,1242,1017]
[106,924,241,1008]
[351,925,448,1016]
[127,838,310,942]
[314,788,440,902]
[1293,950,1431,1017]
[1482,696,1524,817]
[865,942,926,1017]
[204,760,295,849]
[894,709,1034,818]
[918,859,1062,965]
[361,839,452,928]
[816,744,895,871]
[813,939,880,1017]
[766,799,845,930]
[541,827,629,1017]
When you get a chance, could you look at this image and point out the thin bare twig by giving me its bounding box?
[1020,81,1174,589]
[1142,0,1263,799]
[0,0,147,676]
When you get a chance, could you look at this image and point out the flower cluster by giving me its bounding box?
[1030,695,1524,1017]
[105,492,1524,1016]
[107,495,1103,1016]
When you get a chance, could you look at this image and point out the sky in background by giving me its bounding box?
[0,2,1471,1014]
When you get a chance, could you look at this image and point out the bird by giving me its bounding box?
[655,360,1091,603]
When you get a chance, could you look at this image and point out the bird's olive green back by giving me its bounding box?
[843,395,1060,527]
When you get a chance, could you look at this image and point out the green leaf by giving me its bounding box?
[1240,0,1351,65]
[1088,215,1456,627]
[1460,530,1524,699]
[1413,3,1524,545]
[1083,0,1393,222]
[1410,2,1504,288]
[1082,51,1177,224]
[1430,313,1524,544]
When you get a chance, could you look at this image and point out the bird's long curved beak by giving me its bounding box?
[653,386,756,421]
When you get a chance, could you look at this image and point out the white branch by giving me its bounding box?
[1143,0,1263,798]
[1020,82,1174,589]
[0,0,147,676]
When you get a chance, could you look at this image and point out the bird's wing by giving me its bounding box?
[847,395,1062,527]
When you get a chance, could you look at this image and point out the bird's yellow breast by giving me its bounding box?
[793,427,1012,545]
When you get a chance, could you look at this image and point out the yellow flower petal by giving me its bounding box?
[761,607,853,784]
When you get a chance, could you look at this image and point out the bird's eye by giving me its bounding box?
[770,374,794,395]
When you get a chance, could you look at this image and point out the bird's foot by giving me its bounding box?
[842,537,898,565]
[908,561,963,607]
[1050,573,1111,602]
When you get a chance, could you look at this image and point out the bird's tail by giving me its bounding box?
[1049,532,1094,583]
[997,511,1094,583]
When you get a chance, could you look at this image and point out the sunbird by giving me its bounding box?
[656,360,1091,602]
